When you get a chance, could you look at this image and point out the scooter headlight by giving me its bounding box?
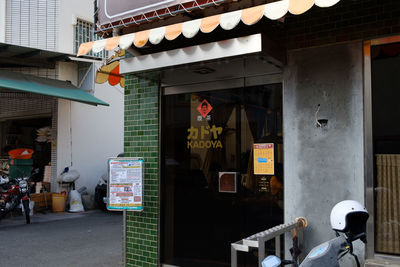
[19,181,28,193]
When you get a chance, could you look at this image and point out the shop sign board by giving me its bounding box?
[107,157,144,211]
[97,0,194,27]
[253,143,274,175]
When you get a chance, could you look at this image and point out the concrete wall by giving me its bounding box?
[56,62,78,190]
[54,2,125,205]
[70,80,124,197]
[283,42,365,263]
[58,0,93,54]
[56,62,124,198]
[56,99,73,190]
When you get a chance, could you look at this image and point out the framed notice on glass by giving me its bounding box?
[107,157,144,211]
[219,172,237,193]
[253,143,274,175]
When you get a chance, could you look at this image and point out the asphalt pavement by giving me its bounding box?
[0,210,123,267]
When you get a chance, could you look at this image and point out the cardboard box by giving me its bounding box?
[30,193,53,212]
[42,182,51,192]
[43,165,51,183]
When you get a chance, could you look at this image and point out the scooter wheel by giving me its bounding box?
[22,199,30,224]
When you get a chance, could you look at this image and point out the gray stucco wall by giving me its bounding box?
[283,42,365,263]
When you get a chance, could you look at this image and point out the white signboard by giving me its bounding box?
[107,157,144,211]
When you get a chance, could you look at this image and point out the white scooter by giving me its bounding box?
[263,200,369,267]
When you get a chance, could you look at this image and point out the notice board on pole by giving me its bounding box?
[107,157,144,211]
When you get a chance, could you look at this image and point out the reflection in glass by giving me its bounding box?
[161,85,283,266]
[372,42,400,256]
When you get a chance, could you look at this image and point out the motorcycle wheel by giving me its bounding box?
[22,199,30,224]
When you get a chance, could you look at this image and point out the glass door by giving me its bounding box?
[371,40,400,256]
[161,84,283,266]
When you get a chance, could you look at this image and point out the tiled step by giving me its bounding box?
[365,259,400,267]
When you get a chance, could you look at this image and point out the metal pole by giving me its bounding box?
[258,237,265,267]
[275,236,281,257]
[231,245,237,267]
[123,210,126,267]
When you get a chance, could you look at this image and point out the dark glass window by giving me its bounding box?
[161,84,283,266]
[372,42,400,256]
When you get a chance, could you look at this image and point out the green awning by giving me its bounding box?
[0,70,109,106]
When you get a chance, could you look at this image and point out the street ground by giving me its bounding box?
[0,210,123,267]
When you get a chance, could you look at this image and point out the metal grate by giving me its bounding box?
[0,92,53,120]
[231,218,307,267]
[75,19,107,58]
[5,0,58,50]
[50,100,58,192]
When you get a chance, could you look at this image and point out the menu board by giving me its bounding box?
[107,158,143,211]
[253,143,274,175]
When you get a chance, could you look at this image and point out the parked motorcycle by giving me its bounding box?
[0,175,31,224]
[262,200,369,267]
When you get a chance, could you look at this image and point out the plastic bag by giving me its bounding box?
[69,190,84,213]
[57,167,80,183]
[0,175,9,185]
[21,200,34,216]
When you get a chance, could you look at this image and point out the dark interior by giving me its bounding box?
[161,84,283,266]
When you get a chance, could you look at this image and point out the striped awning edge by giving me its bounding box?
[78,0,340,56]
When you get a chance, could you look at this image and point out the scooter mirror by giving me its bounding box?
[262,255,281,267]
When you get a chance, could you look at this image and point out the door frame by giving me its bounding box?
[159,65,284,266]
[363,35,400,260]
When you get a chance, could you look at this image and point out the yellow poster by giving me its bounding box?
[253,143,274,175]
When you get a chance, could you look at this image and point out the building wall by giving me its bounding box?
[1,1,124,203]
[58,0,93,54]
[121,0,400,265]
[284,0,400,50]
[124,75,159,267]
[121,44,366,266]
[56,98,73,190]
[283,41,365,262]
[56,62,78,189]
[56,62,124,198]
[2,0,93,53]
[70,80,124,197]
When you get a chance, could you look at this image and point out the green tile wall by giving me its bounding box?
[124,74,159,267]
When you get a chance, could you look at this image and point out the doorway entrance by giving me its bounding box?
[371,40,400,256]
[161,83,283,266]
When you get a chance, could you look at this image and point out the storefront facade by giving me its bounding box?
[79,0,400,266]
